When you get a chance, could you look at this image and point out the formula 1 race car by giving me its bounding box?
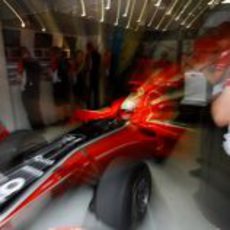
[0,64,185,230]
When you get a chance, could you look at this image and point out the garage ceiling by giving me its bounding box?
[0,0,227,34]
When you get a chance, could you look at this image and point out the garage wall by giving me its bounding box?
[0,22,15,131]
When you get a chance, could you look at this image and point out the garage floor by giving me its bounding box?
[22,125,221,230]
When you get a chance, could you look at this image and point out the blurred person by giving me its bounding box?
[72,50,86,106]
[17,47,43,129]
[68,53,76,107]
[202,36,230,110]
[205,37,230,155]
[188,22,230,230]
[49,47,71,122]
[102,49,112,105]
[85,42,101,109]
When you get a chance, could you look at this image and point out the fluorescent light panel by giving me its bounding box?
[180,0,203,26]
[166,0,180,15]
[2,0,26,28]
[114,0,122,26]
[147,8,159,27]
[137,0,149,23]
[123,0,131,17]
[155,0,163,7]
[80,0,86,16]
[186,7,207,28]
[163,2,184,31]
[175,0,192,21]
[100,0,105,22]
[126,0,137,29]
[208,0,216,5]
[105,0,111,10]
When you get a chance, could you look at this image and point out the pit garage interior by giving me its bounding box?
[0,0,229,230]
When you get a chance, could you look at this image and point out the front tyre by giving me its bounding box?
[131,166,151,224]
[95,161,152,230]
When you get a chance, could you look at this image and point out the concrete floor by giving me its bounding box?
[20,126,221,230]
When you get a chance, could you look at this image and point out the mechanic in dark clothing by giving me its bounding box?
[49,47,70,121]
[86,42,101,109]
[18,47,43,129]
[71,50,86,105]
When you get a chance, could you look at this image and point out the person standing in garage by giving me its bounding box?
[49,47,71,122]
[18,47,43,129]
[195,33,230,144]
[85,42,101,109]
[206,37,230,154]
[209,40,230,126]
[71,50,86,106]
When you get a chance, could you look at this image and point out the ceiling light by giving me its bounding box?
[155,0,183,30]
[114,0,122,26]
[155,0,163,7]
[222,0,230,3]
[41,27,46,32]
[147,9,158,27]
[208,0,215,5]
[186,7,207,28]
[166,0,179,15]
[155,10,168,30]
[100,0,105,22]
[147,1,164,28]
[105,0,111,10]
[208,0,214,5]
[180,0,203,26]
[175,0,192,21]
[163,2,184,31]
[126,0,137,29]
[208,0,220,7]
[3,0,26,28]
[163,18,173,31]
[21,22,26,28]
[80,0,86,17]
[137,0,148,23]
[123,0,131,17]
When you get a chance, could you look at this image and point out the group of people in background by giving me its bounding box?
[17,42,110,129]
[49,42,103,111]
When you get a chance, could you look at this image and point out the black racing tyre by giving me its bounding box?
[95,161,152,230]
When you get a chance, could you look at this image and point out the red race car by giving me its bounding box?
[0,64,185,230]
